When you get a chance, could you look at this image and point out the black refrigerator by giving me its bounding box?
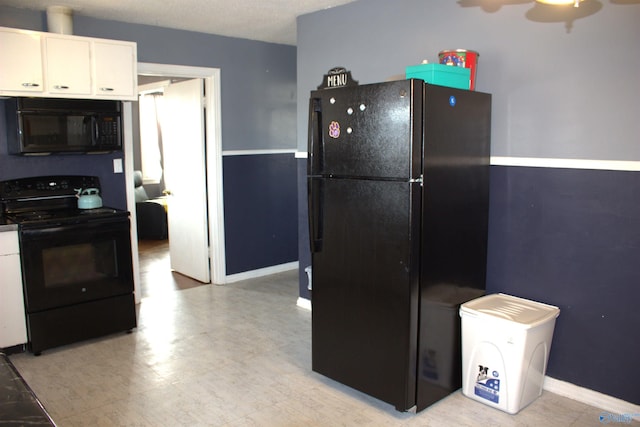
[307,78,491,412]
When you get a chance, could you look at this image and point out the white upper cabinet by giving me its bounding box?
[93,40,137,98]
[44,36,92,96]
[0,26,138,100]
[0,29,44,93]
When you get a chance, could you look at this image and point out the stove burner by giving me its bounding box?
[1,176,128,227]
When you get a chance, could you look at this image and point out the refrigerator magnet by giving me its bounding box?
[329,121,341,138]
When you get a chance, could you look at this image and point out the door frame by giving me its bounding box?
[125,62,226,303]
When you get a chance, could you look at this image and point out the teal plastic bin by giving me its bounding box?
[406,63,470,90]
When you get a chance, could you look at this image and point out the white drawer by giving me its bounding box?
[0,231,19,255]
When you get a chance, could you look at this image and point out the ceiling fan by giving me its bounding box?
[537,0,583,6]
[458,0,640,12]
[457,0,640,31]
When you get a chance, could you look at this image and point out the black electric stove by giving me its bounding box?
[0,175,136,355]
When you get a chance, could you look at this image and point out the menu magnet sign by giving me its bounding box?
[317,67,359,89]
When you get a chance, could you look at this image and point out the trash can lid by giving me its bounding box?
[460,293,560,327]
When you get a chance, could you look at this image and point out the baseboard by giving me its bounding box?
[544,376,640,420]
[296,297,311,310]
[224,261,299,283]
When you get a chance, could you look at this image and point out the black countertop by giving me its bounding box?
[0,353,55,426]
[0,218,18,232]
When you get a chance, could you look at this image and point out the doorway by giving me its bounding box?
[124,63,226,304]
[137,239,205,299]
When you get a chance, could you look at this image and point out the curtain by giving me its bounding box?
[138,92,164,184]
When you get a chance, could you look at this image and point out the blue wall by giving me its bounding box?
[296,0,640,404]
[223,153,298,275]
[0,6,298,275]
[296,0,640,159]
[487,166,640,403]
[0,101,127,209]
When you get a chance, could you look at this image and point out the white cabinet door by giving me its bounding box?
[0,26,137,100]
[93,40,137,99]
[0,231,28,348]
[0,29,44,94]
[44,36,92,96]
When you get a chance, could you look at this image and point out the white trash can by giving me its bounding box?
[459,293,560,414]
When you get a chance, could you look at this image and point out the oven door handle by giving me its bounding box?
[20,218,129,238]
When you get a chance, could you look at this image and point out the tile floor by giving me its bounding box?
[8,269,633,426]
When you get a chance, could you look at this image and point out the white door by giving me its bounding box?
[161,78,210,283]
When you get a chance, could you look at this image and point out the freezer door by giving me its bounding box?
[310,177,421,411]
[308,79,422,180]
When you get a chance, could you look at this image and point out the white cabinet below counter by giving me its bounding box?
[0,26,138,100]
[0,230,28,349]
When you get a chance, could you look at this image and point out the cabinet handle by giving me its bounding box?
[100,87,115,92]
[54,85,70,90]
[21,82,40,87]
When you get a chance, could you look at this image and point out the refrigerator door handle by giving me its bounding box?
[409,175,423,186]
[308,97,323,175]
[308,178,323,253]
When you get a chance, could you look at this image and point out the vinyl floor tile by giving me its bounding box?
[8,266,637,426]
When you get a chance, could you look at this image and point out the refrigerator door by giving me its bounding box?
[420,85,491,292]
[416,85,492,410]
[310,176,422,411]
[308,79,422,180]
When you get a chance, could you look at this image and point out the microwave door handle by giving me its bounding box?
[93,116,99,146]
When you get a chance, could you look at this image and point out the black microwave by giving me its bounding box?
[5,97,122,155]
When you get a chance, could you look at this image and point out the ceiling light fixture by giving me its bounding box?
[536,0,583,6]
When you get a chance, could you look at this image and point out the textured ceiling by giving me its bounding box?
[0,0,357,45]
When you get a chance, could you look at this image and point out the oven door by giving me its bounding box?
[19,217,134,313]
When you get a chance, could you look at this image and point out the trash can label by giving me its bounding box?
[474,365,500,404]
